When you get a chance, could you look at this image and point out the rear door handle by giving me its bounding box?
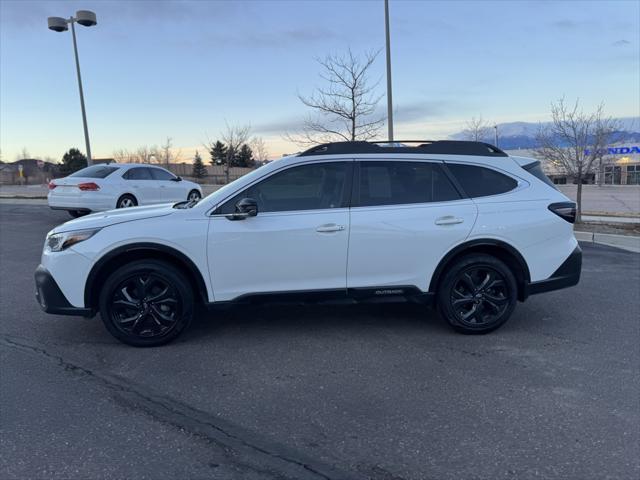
[435,216,464,226]
[316,224,345,233]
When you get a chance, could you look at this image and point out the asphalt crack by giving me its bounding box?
[1,334,362,480]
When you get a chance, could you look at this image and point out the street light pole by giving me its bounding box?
[384,0,394,142]
[494,124,499,147]
[48,10,97,166]
[69,19,92,165]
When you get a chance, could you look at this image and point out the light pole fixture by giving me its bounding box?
[384,0,394,142]
[48,10,97,165]
[494,124,499,147]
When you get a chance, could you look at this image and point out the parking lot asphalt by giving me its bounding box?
[1,203,639,480]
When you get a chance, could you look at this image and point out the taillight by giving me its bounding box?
[77,182,100,191]
[548,202,576,224]
[48,181,57,190]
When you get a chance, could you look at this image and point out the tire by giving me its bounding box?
[116,194,137,209]
[187,189,201,202]
[68,210,84,218]
[99,260,194,347]
[437,254,517,334]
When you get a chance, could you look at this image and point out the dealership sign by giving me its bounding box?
[585,146,640,155]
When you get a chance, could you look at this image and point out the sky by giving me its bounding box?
[1,0,638,162]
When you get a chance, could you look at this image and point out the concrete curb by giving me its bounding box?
[576,231,640,253]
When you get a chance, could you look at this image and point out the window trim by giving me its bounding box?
[209,160,354,216]
[351,159,465,208]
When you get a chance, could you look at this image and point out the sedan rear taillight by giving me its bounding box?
[78,182,100,191]
[48,181,57,190]
[548,202,576,223]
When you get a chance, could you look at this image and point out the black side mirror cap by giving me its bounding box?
[226,197,258,220]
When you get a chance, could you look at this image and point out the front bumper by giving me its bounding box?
[35,265,93,317]
[525,245,582,297]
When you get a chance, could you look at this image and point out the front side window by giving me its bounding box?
[149,168,175,181]
[217,162,349,214]
[124,167,153,180]
[446,164,518,198]
[357,161,460,207]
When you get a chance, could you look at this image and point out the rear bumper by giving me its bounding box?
[525,245,582,297]
[34,265,93,317]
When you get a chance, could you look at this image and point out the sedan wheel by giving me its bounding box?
[188,190,201,202]
[117,195,137,209]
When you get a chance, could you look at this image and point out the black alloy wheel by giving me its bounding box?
[437,254,517,334]
[99,260,193,347]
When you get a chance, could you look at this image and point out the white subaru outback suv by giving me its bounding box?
[35,141,581,347]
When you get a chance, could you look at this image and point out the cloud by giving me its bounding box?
[394,100,458,123]
[612,39,631,46]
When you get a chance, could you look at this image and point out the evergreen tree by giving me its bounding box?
[59,148,87,176]
[191,151,207,179]
[236,144,255,168]
[209,140,227,166]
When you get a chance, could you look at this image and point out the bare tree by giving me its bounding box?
[220,123,251,183]
[536,98,619,222]
[16,147,30,161]
[250,136,270,163]
[462,116,492,142]
[160,137,181,166]
[286,49,384,145]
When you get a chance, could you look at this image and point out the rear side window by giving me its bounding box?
[123,167,153,180]
[523,161,557,189]
[446,164,517,198]
[357,161,460,207]
[149,168,175,181]
[69,165,118,178]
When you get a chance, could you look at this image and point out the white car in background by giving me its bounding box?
[48,163,203,217]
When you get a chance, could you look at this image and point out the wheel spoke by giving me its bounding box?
[484,292,508,305]
[114,299,138,309]
[453,297,474,307]
[150,305,175,325]
[461,273,476,293]
[477,271,493,291]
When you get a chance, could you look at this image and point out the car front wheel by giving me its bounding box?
[99,260,194,347]
[187,189,201,202]
[437,254,517,334]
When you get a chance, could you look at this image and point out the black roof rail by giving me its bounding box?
[298,140,508,157]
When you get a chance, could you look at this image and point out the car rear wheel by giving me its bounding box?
[437,254,517,334]
[99,260,194,347]
[68,210,88,218]
[187,189,201,202]
[116,194,137,209]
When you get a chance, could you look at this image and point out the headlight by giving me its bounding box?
[45,228,101,252]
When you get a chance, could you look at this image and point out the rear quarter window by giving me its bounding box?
[523,161,557,189]
[446,164,518,198]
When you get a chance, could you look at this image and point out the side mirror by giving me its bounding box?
[226,198,258,220]
[171,176,182,182]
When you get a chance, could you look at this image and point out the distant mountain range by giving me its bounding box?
[449,117,640,150]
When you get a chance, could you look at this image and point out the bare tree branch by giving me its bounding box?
[535,97,620,221]
[286,49,385,146]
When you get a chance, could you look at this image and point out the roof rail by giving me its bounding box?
[298,140,508,157]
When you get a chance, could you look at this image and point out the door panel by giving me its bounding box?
[209,210,349,301]
[208,161,353,301]
[347,160,477,291]
[149,167,184,202]
[123,167,157,204]
[347,201,477,290]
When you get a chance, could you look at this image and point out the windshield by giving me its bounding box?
[69,165,119,178]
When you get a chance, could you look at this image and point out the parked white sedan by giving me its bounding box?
[48,164,202,217]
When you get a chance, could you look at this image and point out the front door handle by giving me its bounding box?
[435,216,464,226]
[316,224,345,233]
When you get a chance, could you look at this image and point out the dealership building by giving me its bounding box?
[505,145,640,185]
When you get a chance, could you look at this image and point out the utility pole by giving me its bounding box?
[384,0,394,142]
[494,124,498,147]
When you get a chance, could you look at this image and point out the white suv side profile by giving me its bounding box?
[35,141,581,347]
[48,163,203,218]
